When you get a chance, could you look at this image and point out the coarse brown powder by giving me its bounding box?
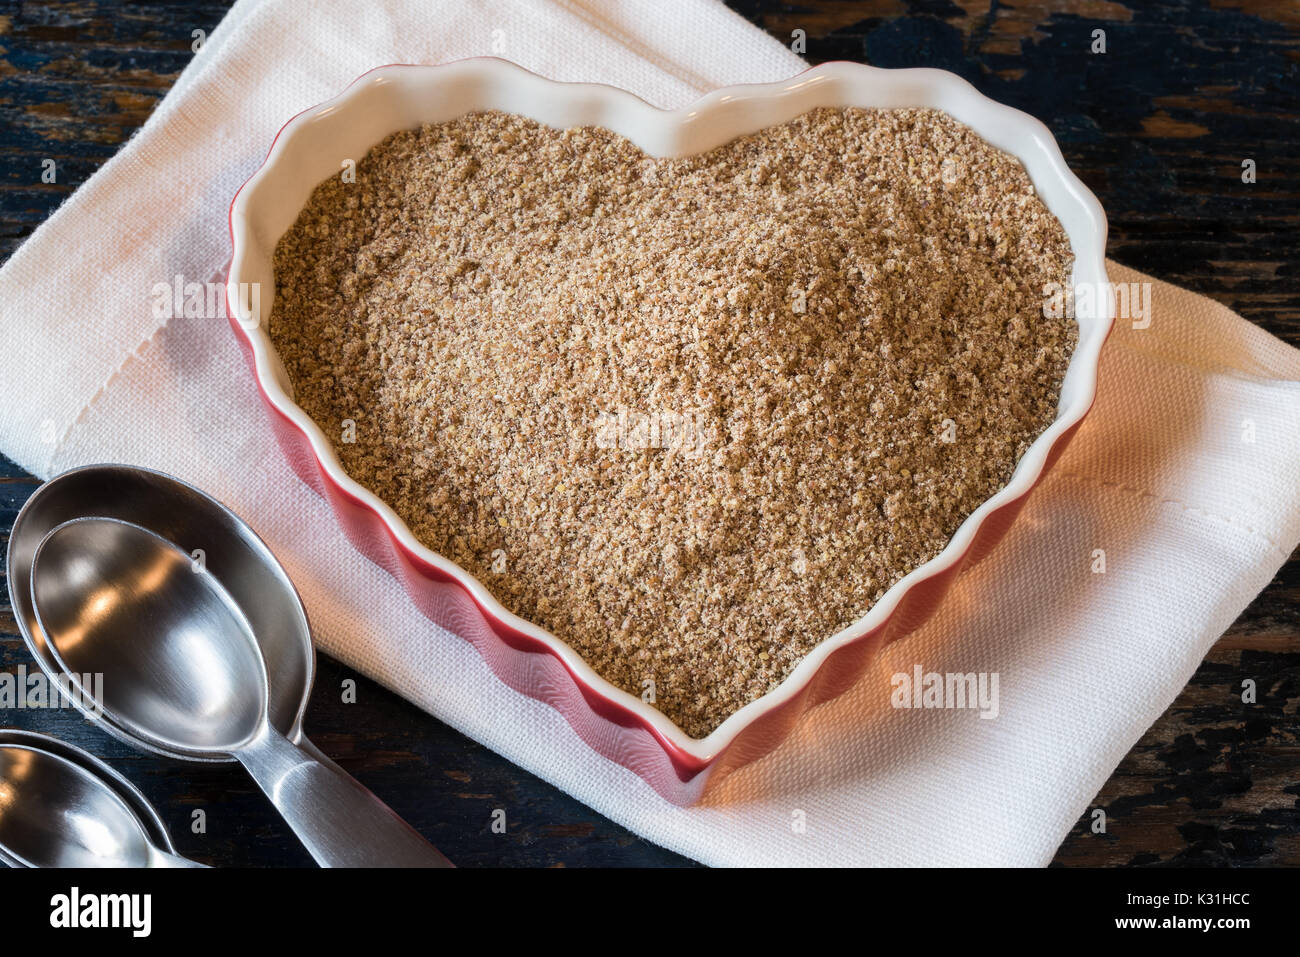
[268,107,1076,737]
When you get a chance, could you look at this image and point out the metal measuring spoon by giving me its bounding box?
[0,730,201,868]
[16,476,449,867]
[9,466,331,767]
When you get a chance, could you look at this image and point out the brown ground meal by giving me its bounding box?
[269,107,1076,738]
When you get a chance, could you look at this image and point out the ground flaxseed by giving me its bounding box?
[268,107,1075,737]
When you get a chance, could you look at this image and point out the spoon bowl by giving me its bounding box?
[0,730,199,868]
[32,518,270,755]
[7,464,313,762]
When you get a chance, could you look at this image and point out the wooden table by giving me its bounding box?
[0,0,1295,867]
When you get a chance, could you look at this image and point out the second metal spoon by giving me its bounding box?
[0,730,201,868]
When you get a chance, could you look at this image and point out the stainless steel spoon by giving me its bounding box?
[0,730,201,868]
[23,504,449,868]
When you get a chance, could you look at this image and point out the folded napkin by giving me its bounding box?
[2,0,1297,867]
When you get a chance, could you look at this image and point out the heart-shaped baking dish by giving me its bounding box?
[227,58,1112,805]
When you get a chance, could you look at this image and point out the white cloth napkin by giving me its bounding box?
[2,0,1298,867]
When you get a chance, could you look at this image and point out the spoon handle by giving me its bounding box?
[147,847,208,868]
[236,728,453,868]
